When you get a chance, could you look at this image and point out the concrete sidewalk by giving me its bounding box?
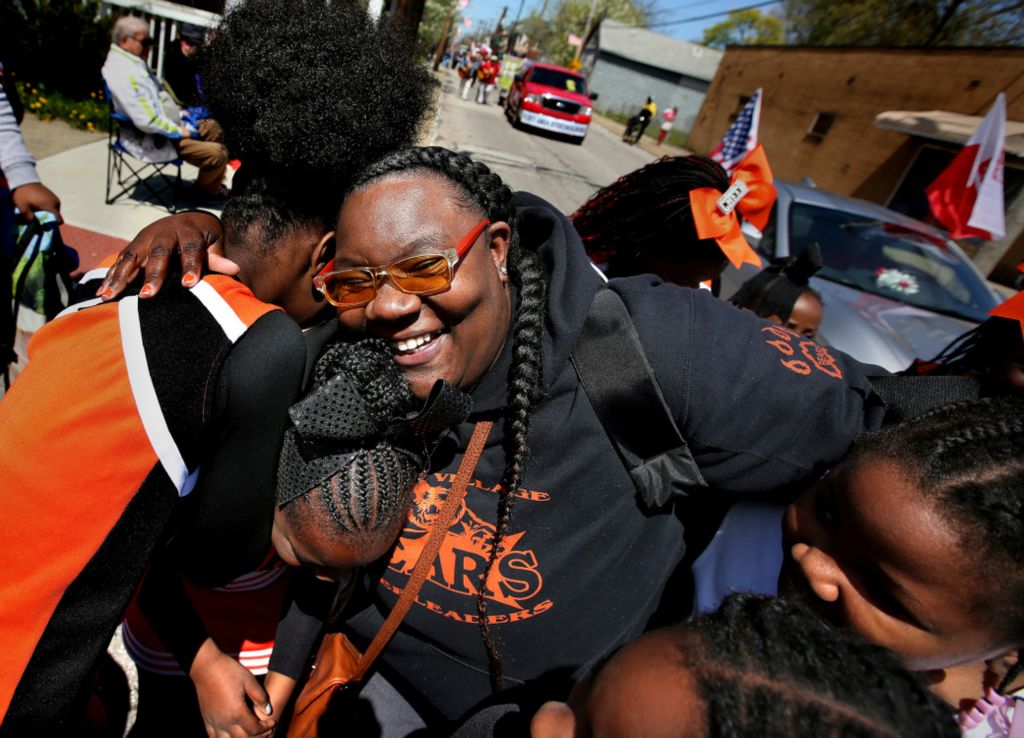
[20,113,221,272]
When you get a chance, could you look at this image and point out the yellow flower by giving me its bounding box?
[38,97,47,104]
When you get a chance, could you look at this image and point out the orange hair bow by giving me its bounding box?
[690,145,777,269]
[990,290,1024,340]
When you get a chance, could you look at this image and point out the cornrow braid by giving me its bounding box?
[351,147,546,691]
[852,397,1024,641]
[278,339,424,557]
[569,155,730,276]
[681,595,958,737]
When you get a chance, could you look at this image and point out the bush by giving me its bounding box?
[0,1,112,100]
[17,82,106,132]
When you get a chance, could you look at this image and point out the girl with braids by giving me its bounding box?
[570,155,748,289]
[780,397,1024,732]
[902,290,1024,397]
[110,143,891,731]
[696,397,1024,732]
[730,243,825,339]
[529,594,957,738]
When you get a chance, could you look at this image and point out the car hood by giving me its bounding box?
[813,278,979,373]
[527,83,590,105]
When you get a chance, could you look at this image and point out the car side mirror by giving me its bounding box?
[589,92,599,100]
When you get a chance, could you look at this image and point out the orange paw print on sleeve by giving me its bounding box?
[761,326,842,380]
[800,341,844,379]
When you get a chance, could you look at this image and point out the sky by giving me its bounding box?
[456,0,781,45]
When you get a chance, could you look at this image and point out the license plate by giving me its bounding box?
[520,111,588,138]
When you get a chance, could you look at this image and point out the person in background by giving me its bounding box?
[657,105,677,146]
[527,595,957,738]
[0,63,62,224]
[162,23,205,109]
[476,53,499,105]
[729,244,824,339]
[638,96,656,139]
[572,151,771,291]
[903,290,1024,397]
[101,15,228,200]
[460,53,481,100]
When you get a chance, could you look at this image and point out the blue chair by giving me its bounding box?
[104,87,183,212]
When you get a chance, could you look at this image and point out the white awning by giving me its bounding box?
[875,109,1024,158]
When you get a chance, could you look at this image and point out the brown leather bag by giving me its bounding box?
[286,421,493,738]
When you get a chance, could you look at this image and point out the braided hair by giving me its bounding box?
[277,339,423,558]
[350,147,545,690]
[911,317,1024,394]
[852,397,1024,642]
[194,0,437,251]
[570,156,731,284]
[672,594,957,737]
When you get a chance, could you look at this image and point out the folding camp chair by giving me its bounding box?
[104,101,183,213]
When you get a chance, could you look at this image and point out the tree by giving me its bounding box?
[416,0,459,60]
[783,0,1024,47]
[521,0,650,67]
[701,9,783,48]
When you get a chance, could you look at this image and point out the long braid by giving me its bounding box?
[351,147,546,691]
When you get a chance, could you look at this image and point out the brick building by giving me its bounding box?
[688,47,1024,283]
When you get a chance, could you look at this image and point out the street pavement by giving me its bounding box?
[430,66,685,214]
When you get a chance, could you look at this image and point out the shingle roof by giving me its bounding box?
[594,19,722,80]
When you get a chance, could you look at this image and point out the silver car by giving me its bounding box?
[721,180,1003,372]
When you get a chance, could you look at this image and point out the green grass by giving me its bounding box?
[17,82,106,133]
[600,109,688,148]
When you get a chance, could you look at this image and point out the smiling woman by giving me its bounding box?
[100,139,897,731]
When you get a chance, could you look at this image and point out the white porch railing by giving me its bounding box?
[98,0,221,80]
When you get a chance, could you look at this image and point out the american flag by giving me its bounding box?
[710,88,762,175]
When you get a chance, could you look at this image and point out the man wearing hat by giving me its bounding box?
[164,23,206,109]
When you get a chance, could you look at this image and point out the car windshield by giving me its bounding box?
[788,202,997,322]
[529,68,587,95]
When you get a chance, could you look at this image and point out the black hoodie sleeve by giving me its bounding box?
[614,278,888,496]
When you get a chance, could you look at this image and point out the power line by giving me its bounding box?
[647,0,779,28]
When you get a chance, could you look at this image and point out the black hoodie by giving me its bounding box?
[343,192,887,724]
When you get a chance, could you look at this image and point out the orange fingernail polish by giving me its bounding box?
[101,288,114,300]
[140,284,154,298]
[182,273,198,288]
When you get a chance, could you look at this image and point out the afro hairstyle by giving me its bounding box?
[196,0,437,242]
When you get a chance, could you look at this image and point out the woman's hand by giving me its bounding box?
[190,638,277,737]
[96,211,237,301]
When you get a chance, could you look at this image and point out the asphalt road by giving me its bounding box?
[431,67,657,215]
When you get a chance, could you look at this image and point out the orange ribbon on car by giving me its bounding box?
[990,290,1024,340]
[690,145,777,269]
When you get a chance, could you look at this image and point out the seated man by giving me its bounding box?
[101,16,228,200]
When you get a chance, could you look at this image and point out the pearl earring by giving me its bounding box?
[498,265,508,276]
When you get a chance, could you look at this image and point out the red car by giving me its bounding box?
[504,61,595,144]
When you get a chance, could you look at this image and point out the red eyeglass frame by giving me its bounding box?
[314,218,492,308]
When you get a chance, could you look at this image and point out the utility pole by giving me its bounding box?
[391,0,428,45]
[506,0,524,53]
[574,0,599,62]
[432,14,454,70]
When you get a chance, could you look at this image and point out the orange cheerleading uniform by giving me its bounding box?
[0,272,304,734]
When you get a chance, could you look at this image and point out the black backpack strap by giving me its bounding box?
[571,288,707,509]
[870,374,983,425]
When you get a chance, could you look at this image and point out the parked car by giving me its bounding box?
[504,61,596,144]
[720,180,1003,372]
